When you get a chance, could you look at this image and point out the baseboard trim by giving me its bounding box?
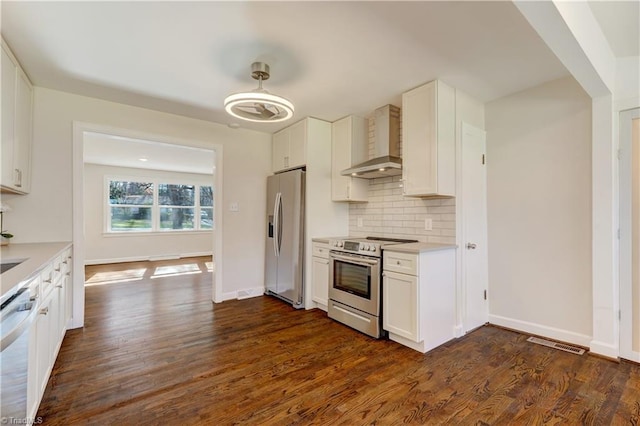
[222,287,265,302]
[589,340,620,359]
[453,324,464,338]
[488,314,592,348]
[85,252,213,265]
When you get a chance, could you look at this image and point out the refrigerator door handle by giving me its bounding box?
[277,193,283,254]
[273,192,281,257]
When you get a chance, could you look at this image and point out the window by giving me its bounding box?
[107,178,213,233]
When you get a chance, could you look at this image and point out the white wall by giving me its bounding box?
[83,163,214,263]
[3,87,272,297]
[485,76,593,346]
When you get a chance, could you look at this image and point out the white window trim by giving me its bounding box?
[104,175,215,234]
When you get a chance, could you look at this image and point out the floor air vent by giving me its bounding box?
[527,337,585,355]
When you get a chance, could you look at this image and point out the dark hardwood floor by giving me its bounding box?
[37,257,640,424]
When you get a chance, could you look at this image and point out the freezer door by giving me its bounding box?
[264,174,279,296]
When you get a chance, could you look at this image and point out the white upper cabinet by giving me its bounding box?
[272,119,307,173]
[331,115,368,202]
[1,39,33,194]
[401,80,455,198]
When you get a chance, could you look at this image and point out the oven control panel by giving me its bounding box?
[329,239,380,256]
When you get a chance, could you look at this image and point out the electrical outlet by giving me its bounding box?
[229,202,239,212]
[357,217,363,227]
[424,218,433,231]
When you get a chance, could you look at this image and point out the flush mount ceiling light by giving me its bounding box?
[224,62,294,123]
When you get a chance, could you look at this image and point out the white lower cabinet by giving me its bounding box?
[311,242,330,310]
[383,271,419,341]
[27,246,73,421]
[383,247,455,353]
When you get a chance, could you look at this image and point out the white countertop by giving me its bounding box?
[383,242,457,254]
[1,241,72,301]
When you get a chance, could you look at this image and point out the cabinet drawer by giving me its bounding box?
[383,251,418,275]
[312,242,330,259]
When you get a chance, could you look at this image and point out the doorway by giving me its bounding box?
[620,107,640,362]
[71,122,223,329]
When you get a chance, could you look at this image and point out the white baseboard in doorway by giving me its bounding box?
[488,314,592,348]
[222,287,265,301]
[85,252,213,265]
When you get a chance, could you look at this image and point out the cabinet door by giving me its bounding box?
[402,81,438,196]
[1,45,16,188]
[331,116,368,202]
[383,270,420,342]
[272,129,289,172]
[14,70,32,192]
[311,256,329,308]
[331,117,351,200]
[35,298,52,396]
[288,119,307,169]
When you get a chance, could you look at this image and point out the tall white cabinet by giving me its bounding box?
[331,115,368,202]
[1,39,33,194]
[271,117,349,310]
[401,80,455,198]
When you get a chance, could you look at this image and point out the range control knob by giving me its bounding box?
[338,241,344,247]
[369,246,376,252]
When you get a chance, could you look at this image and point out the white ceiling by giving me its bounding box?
[83,132,215,175]
[1,2,636,134]
[589,1,640,58]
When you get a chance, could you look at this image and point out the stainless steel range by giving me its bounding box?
[328,236,417,338]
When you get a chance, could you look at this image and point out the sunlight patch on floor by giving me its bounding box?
[151,263,202,279]
[85,269,147,286]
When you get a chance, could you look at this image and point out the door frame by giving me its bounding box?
[71,121,224,328]
[619,107,640,361]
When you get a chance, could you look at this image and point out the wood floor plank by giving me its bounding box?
[35,257,640,425]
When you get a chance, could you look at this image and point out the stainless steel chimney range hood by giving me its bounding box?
[341,105,401,179]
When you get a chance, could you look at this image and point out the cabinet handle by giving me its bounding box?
[56,284,63,289]
[63,260,68,265]
[396,261,401,265]
[14,169,22,187]
[65,272,71,276]
[39,307,49,315]
[55,267,61,272]
[30,294,38,302]
[43,278,52,283]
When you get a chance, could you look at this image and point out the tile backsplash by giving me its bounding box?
[348,108,456,244]
[348,176,456,244]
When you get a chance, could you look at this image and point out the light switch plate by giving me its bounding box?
[424,218,433,231]
[229,202,239,212]
[357,217,363,227]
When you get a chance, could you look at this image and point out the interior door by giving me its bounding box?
[620,108,640,362]
[462,123,489,332]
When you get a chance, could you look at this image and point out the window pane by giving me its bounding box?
[159,184,194,206]
[160,208,194,230]
[200,186,213,207]
[200,208,214,229]
[109,181,153,205]
[110,207,152,231]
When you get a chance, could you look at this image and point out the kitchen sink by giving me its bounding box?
[1,259,26,274]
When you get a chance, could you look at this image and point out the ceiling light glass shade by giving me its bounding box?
[224,90,294,123]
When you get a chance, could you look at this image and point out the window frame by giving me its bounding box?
[104,176,214,234]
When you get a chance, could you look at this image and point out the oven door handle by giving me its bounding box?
[330,253,379,266]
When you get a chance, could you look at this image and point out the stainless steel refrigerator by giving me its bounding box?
[265,168,305,308]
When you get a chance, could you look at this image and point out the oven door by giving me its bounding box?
[329,251,380,316]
